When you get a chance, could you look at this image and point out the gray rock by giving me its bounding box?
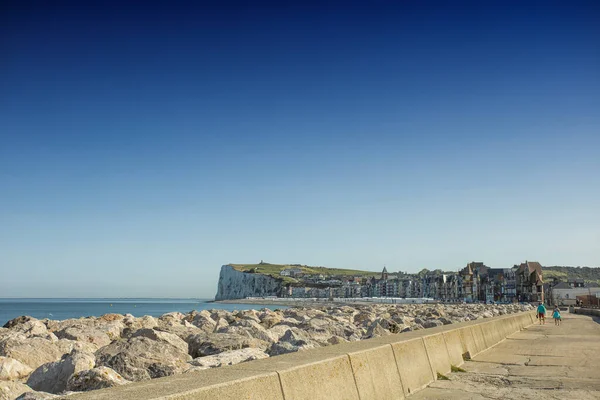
[422,320,444,329]
[0,356,33,380]
[130,329,189,354]
[0,335,74,370]
[159,312,187,322]
[95,336,191,381]
[230,319,278,343]
[365,322,392,338]
[3,316,37,329]
[326,336,348,345]
[53,325,112,350]
[155,325,203,343]
[213,318,229,332]
[258,312,281,329]
[353,311,376,326]
[188,312,216,334]
[4,318,50,340]
[121,315,158,337]
[268,340,316,356]
[66,366,130,392]
[27,350,95,394]
[278,328,314,346]
[267,328,319,356]
[207,310,229,322]
[187,333,269,358]
[188,348,269,369]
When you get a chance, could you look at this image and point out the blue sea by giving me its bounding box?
[0,298,285,326]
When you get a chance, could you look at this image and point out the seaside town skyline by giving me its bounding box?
[216,261,600,306]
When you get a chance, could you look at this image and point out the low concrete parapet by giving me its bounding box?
[67,311,536,400]
[573,307,600,317]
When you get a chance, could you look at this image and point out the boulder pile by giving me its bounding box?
[0,303,533,398]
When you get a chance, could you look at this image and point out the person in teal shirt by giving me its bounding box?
[552,306,561,326]
[537,302,547,325]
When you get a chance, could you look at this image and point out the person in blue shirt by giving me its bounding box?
[552,306,561,326]
[537,302,547,325]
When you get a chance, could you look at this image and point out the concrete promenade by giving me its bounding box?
[411,311,600,400]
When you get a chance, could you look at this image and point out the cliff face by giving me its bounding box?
[215,265,284,300]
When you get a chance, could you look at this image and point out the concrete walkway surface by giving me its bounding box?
[411,311,600,400]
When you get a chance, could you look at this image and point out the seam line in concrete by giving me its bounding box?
[275,371,287,400]
[388,342,406,398]
[466,326,479,358]
[421,337,437,381]
[345,353,363,400]
[440,332,454,368]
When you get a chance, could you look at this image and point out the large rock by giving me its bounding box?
[130,329,189,354]
[298,317,356,339]
[0,356,33,380]
[99,314,125,322]
[50,318,123,342]
[228,320,278,343]
[266,325,293,341]
[2,318,50,340]
[213,318,229,332]
[53,325,112,350]
[120,315,157,338]
[365,321,392,339]
[155,325,202,343]
[278,328,314,345]
[0,335,75,370]
[95,336,191,381]
[187,333,269,358]
[188,348,269,369]
[268,328,319,356]
[353,311,376,326]
[26,350,95,394]
[66,367,130,392]
[3,317,36,329]
[0,381,31,400]
[258,309,282,328]
[186,311,217,333]
[159,312,186,323]
[268,340,317,356]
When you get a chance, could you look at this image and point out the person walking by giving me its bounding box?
[552,306,562,326]
[537,302,547,325]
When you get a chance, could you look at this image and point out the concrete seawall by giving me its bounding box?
[573,307,600,317]
[66,311,535,400]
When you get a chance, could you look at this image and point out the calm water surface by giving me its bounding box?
[0,298,286,326]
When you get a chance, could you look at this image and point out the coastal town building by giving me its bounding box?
[515,261,544,302]
[278,260,556,304]
[548,280,600,306]
[280,268,303,277]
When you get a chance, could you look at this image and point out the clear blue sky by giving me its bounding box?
[1,1,599,298]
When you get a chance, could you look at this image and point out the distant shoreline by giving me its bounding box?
[213,298,440,307]
[213,298,337,307]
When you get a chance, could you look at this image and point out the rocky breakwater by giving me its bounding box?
[0,303,533,399]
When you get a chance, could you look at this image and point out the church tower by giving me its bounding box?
[381,266,389,280]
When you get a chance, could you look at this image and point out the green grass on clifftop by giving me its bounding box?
[229,263,380,283]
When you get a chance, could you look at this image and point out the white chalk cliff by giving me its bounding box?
[214,265,284,300]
